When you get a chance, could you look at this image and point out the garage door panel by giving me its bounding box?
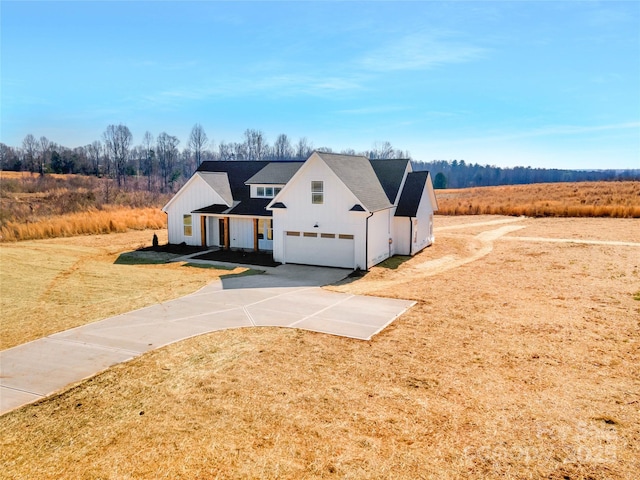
[284,232,354,268]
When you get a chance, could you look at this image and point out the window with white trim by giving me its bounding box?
[258,219,273,240]
[255,186,280,198]
[183,214,193,236]
[311,181,323,204]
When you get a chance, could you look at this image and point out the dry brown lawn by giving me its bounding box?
[1,216,639,479]
[436,181,640,217]
[0,230,249,350]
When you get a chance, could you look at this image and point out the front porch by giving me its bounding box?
[195,212,273,253]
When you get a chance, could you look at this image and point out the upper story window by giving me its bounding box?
[255,186,282,198]
[311,181,323,204]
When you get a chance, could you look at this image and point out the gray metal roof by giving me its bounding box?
[198,172,233,206]
[245,161,304,185]
[316,152,393,212]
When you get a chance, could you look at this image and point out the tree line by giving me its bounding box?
[1,124,637,193]
[0,125,409,192]
[411,159,639,189]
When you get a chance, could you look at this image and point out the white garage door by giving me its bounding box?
[284,231,354,269]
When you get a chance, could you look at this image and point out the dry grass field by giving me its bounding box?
[0,230,249,350]
[0,171,170,241]
[1,216,638,479]
[436,181,640,217]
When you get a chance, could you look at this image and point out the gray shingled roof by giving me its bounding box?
[370,159,410,204]
[395,171,430,217]
[245,161,304,185]
[316,152,393,212]
[198,172,233,206]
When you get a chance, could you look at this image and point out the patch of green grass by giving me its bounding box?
[182,262,236,270]
[115,251,180,265]
[379,255,412,270]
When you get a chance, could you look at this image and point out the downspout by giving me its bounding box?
[364,211,374,270]
[409,217,414,256]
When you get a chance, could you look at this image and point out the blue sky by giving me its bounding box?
[2,0,639,169]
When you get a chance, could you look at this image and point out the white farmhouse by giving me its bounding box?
[162,151,438,269]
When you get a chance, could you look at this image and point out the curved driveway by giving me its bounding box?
[0,264,415,415]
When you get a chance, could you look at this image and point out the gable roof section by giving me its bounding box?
[245,161,303,185]
[395,171,430,217]
[198,172,233,206]
[316,152,392,212]
[197,161,269,201]
[370,159,410,205]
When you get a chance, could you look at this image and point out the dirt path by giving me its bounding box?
[414,224,527,276]
[434,216,527,231]
[501,236,640,247]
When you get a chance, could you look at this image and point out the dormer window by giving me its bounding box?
[255,186,281,198]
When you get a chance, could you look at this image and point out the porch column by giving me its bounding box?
[223,217,230,250]
[200,216,207,247]
[253,218,259,252]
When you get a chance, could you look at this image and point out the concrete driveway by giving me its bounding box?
[0,264,414,415]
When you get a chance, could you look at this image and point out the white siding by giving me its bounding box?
[412,185,435,254]
[272,154,369,268]
[229,217,255,250]
[163,174,228,246]
[367,209,394,268]
[393,217,412,256]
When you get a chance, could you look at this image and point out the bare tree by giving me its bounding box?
[295,137,314,160]
[244,129,268,160]
[218,141,232,161]
[273,134,294,160]
[37,136,52,175]
[86,140,102,175]
[103,124,133,187]
[188,123,208,168]
[22,134,38,173]
[156,132,180,192]
[141,131,155,191]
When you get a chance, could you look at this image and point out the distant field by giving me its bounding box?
[0,171,170,241]
[1,216,638,479]
[436,181,640,217]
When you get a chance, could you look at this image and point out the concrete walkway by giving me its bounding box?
[0,264,415,415]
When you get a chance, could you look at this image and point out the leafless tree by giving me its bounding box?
[244,129,268,160]
[218,141,232,161]
[37,136,52,175]
[86,140,102,175]
[141,131,155,191]
[340,148,357,156]
[295,137,314,159]
[156,132,180,192]
[103,124,133,187]
[22,134,38,173]
[188,123,208,168]
[273,134,294,160]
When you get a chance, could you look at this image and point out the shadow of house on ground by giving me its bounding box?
[193,249,280,267]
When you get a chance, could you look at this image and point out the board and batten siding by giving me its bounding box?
[229,217,255,250]
[367,208,394,268]
[163,174,228,246]
[271,154,369,268]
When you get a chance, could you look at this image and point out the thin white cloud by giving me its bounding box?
[359,32,487,72]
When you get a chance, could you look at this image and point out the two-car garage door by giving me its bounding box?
[284,231,354,269]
